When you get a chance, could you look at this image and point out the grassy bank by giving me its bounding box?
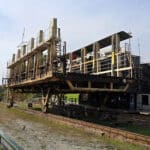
[19,101,150,136]
[90,119,150,137]
[0,103,148,150]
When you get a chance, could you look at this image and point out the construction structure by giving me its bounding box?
[3,18,150,112]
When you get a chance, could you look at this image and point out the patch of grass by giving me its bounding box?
[124,125,150,136]
[65,93,79,99]
[85,119,150,137]
[18,101,41,111]
[0,103,148,150]
[65,93,79,103]
[17,102,28,109]
[103,137,147,150]
[97,120,150,137]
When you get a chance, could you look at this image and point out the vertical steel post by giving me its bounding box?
[69,53,72,72]
[111,35,115,76]
[116,34,120,77]
[30,37,34,51]
[12,54,15,63]
[81,48,86,73]
[38,30,44,44]
[93,42,100,73]
[63,41,67,74]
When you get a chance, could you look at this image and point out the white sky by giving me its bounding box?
[0,0,150,82]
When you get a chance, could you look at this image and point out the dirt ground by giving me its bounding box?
[0,105,116,150]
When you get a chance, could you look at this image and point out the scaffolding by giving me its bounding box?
[3,19,141,111]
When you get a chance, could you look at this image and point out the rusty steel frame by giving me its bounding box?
[3,18,140,109]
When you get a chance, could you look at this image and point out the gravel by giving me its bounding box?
[0,118,116,150]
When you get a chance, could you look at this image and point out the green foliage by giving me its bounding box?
[65,93,79,99]
[65,93,79,103]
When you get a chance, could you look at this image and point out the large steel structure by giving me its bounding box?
[3,18,140,112]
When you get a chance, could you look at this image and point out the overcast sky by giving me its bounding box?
[0,0,150,81]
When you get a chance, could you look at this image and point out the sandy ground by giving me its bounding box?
[0,107,116,150]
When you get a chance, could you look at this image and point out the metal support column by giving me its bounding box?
[81,48,86,73]
[111,35,116,76]
[116,34,120,77]
[93,42,100,73]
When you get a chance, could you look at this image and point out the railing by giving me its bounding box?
[0,130,23,150]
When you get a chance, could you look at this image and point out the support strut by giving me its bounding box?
[41,88,50,113]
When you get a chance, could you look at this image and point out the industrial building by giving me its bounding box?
[3,18,150,112]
